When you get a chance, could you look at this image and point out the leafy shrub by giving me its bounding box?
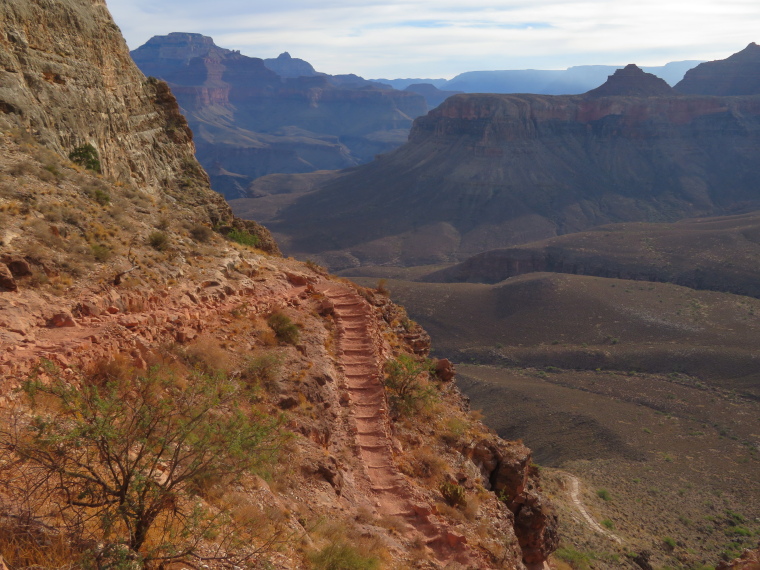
[267,312,300,345]
[555,546,594,570]
[68,143,101,172]
[440,481,467,507]
[228,229,259,247]
[147,230,169,251]
[309,543,380,570]
[663,536,676,549]
[0,361,283,564]
[383,355,435,416]
[597,488,612,501]
[602,519,615,530]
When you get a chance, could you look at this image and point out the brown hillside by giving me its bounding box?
[424,209,760,298]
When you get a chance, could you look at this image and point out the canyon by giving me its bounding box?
[130,33,427,200]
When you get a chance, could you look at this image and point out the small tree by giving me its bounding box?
[383,355,435,416]
[1,360,284,565]
[69,143,101,173]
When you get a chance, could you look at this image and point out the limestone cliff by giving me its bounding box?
[267,65,760,267]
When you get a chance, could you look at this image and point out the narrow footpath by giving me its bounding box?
[318,282,481,567]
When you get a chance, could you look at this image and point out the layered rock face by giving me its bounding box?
[0,2,275,249]
[676,42,760,95]
[130,34,427,198]
[270,84,760,266]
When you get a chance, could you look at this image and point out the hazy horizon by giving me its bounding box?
[106,0,757,79]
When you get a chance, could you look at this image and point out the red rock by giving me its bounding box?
[1,255,32,277]
[434,358,455,382]
[50,312,77,327]
[0,263,17,292]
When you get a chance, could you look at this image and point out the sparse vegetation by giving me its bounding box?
[68,143,101,172]
[267,311,300,345]
[440,481,467,507]
[228,229,259,247]
[383,355,435,416]
[147,230,169,251]
[0,360,284,566]
[309,543,380,570]
[596,489,612,501]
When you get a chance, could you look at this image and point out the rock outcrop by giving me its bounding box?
[676,42,760,95]
[130,34,427,199]
[0,2,277,251]
[585,64,674,97]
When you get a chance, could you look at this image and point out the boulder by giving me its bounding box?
[0,264,17,292]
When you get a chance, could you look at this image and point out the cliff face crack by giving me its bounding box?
[318,282,482,567]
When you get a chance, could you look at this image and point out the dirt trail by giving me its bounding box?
[318,282,480,567]
[564,473,622,544]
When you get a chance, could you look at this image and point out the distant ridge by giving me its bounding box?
[675,42,760,95]
[585,64,674,97]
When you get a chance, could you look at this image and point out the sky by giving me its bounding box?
[105,0,759,79]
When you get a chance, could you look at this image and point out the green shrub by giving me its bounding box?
[147,231,169,251]
[601,519,615,530]
[90,243,111,262]
[309,543,380,570]
[383,355,435,416]
[228,229,259,247]
[663,536,676,549]
[555,546,594,570]
[68,143,101,172]
[440,481,467,507]
[1,361,284,564]
[242,352,283,391]
[597,489,612,501]
[267,312,300,345]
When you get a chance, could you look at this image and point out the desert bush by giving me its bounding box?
[228,229,259,247]
[597,488,612,501]
[189,223,213,243]
[383,355,435,416]
[68,143,101,172]
[90,243,111,262]
[147,230,169,251]
[242,352,283,392]
[309,543,380,570]
[440,481,467,507]
[0,360,284,565]
[267,312,300,345]
[555,546,594,570]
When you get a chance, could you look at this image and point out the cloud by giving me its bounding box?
[105,0,760,78]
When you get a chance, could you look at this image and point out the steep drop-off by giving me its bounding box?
[130,33,427,199]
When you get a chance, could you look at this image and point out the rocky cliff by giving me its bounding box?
[0,4,276,250]
[130,34,427,199]
[0,1,556,567]
[676,42,760,95]
[265,57,760,268]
